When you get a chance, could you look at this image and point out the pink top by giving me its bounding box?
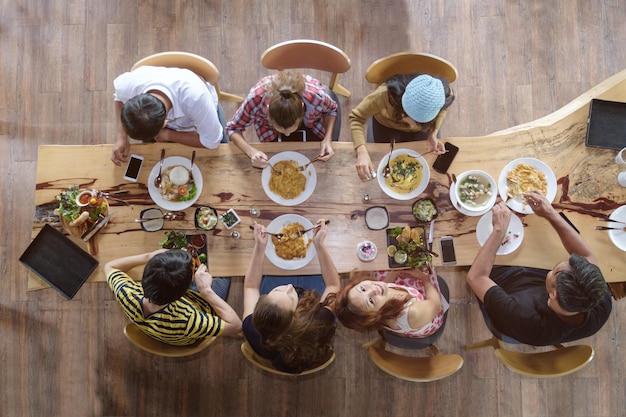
[372,269,449,338]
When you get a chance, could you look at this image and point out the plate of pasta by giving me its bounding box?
[498,158,557,214]
[265,214,317,270]
[377,149,430,200]
[261,151,317,206]
[148,156,203,211]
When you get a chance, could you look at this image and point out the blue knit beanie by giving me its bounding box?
[401,75,445,123]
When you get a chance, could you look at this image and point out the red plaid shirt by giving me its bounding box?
[225,75,338,142]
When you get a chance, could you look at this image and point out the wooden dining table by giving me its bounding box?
[28,69,626,297]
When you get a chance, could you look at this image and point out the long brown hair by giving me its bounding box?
[254,289,337,374]
[335,274,410,332]
[266,71,306,129]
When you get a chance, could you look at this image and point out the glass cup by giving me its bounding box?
[616,147,626,165]
[618,171,626,187]
[249,207,261,218]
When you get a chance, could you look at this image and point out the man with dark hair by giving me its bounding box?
[466,191,612,346]
[105,249,241,346]
[111,66,224,165]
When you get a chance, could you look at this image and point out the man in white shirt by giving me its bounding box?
[111,66,223,165]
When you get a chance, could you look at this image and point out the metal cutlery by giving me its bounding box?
[249,225,285,240]
[189,150,196,175]
[382,139,395,178]
[267,162,282,175]
[298,155,322,171]
[597,218,626,226]
[154,148,165,187]
[595,226,626,231]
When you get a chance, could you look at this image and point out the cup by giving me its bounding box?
[618,171,626,187]
[616,147,626,165]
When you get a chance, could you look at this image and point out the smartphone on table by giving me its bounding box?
[123,154,144,182]
[440,236,457,266]
[433,142,460,174]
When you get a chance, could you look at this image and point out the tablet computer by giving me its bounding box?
[585,99,626,150]
[20,224,98,299]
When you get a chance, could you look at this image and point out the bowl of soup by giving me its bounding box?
[455,170,497,212]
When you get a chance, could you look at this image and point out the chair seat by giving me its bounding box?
[124,323,215,357]
[240,341,335,376]
[364,339,463,382]
[365,52,458,85]
[494,344,594,378]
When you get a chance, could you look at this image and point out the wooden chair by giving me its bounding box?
[465,336,595,378]
[261,39,352,97]
[362,338,464,382]
[123,323,216,357]
[365,52,458,85]
[131,51,243,103]
[240,341,335,377]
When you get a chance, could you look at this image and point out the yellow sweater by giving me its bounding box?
[349,84,447,149]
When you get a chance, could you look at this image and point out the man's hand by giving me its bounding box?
[194,264,214,293]
[523,191,555,218]
[111,138,130,166]
[491,201,512,237]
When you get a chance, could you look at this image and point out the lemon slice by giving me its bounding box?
[387,245,397,257]
[393,250,408,264]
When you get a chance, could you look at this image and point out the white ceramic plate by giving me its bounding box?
[261,151,317,206]
[377,148,430,200]
[450,182,492,217]
[498,158,557,214]
[148,156,203,211]
[265,214,317,270]
[476,211,524,255]
[608,205,626,251]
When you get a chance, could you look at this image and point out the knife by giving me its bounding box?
[82,212,114,241]
[428,219,435,251]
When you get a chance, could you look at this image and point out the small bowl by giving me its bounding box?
[220,208,241,230]
[412,198,438,223]
[76,190,96,207]
[194,206,218,230]
[455,170,497,212]
[356,241,378,262]
[140,208,164,232]
[365,206,389,230]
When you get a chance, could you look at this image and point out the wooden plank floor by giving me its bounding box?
[2,1,626,416]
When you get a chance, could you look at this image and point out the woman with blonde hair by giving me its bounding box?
[226,70,339,168]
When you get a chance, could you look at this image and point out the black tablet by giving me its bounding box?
[20,224,98,299]
[585,99,626,150]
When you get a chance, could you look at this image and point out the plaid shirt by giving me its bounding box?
[225,74,338,142]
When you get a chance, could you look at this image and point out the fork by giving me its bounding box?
[595,226,626,231]
[248,225,285,240]
[267,162,282,175]
[296,220,331,237]
[298,155,322,171]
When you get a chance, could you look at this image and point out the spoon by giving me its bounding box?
[296,220,331,237]
[135,212,179,222]
[189,150,196,175]
[154,148,165,187]
[382,139,395,178]
[298,155,323,172]
[248,224,285,240]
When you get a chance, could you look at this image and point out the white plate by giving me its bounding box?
[608,205,626,251]
[377,148,430,200]
[261,151,317,206]
[498,158,557,214]
[450,183,492,217]
[265,214,317,270]
[476,211,524,255]
[148,156,203,211]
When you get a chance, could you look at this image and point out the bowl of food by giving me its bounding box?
[455,170,497,213]
[56,186,109,238]
[195,206,218,230]
[412,197,438,223]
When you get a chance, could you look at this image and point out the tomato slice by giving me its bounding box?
[177,185,188,196]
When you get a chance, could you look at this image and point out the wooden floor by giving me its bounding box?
[3,1,626,416]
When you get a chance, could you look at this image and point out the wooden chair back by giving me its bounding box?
[240,341,335,376]
[465,337,594,378]
[123,323,215,357]
[131,51,243,103]
[261,39,352,97]
[363,339,464,382]
[365,52,458,85]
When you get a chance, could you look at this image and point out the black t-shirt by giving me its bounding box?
[242,306,336,372]
[484,266,612,346]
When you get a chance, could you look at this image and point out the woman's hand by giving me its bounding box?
[251,151,270,168]
[312,218,329,246]
[427,134,445,155]
[318,141,334,161]
[356,145,375,181]
[252,221,268,248]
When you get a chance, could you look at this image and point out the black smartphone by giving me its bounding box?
[433,142,459,174]
[440,236,457,265]
[123,154,144,182]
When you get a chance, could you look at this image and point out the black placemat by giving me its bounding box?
[20,224,98,299]
[585,99,626,150]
